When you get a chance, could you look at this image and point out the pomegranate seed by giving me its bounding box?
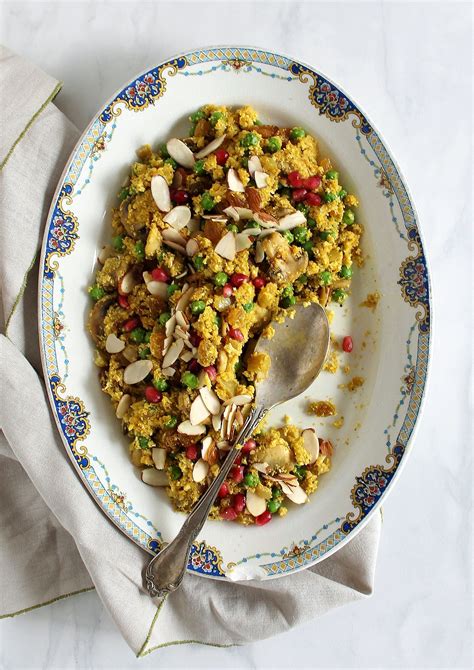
[145,386,162,404]
[220,507,237,521]
[234,451,242,465]
[204,365,217,381]
[233,493,246,513]
[222,283,233,298]
[342,336,353,353]
[292,188,308,203]
[302,175,321,190]
[189,331,202,347]
[118,294,129,309]
[287,170,303,188]
[228,327,244,342]
[255,510,272,526]
[230,273,248,287]
[187,359,201,374]
[218,482,229,498]
[171,189,189,205]
[305,192,323,206]
[231,465,244,483]
[242,438,256,455]
[214,148,229,166]
[252,277,266,290]
[151,267,169,282]
[186,444,198,461]
[123,317,139,332]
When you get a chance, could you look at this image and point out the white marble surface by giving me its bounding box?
[0,1,472,668]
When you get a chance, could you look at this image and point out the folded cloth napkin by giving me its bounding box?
[0,46,382,656]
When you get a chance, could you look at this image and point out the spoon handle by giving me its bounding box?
[145,405,268,598]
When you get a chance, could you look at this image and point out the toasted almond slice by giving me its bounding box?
[180,350,194,362]
[123,359,153,385]
[248,155,263,177]
[224,394,252,406]
[164,240,186,254]
[175,311,188,328]
[105,333,125,354]
[116,394,131,419]
[201,214,228,221]
[235,207,254,220]
[252,462,269,474]
[151,175,171,212]
[280,479,308,504]
[162,366,175,377]
[163,205,191,230]
[141,468,168,487]
[194,134,226,159]
[225,404,238,439]
[176,285,193,311]
[166,138,195,168]
[223,206,240,221]
[220,404,232,439]
[214,231,236,261]
[302,428,320,464]
[187,217,200,233]
[186,238,199,257]
[212,412,222,431]
[253,212,276,229]
[118,270,137,295]
[227,168,245,193]
[165,315,177,338]
[174,325,190,340]
[201,435,214,461]
[98,245,113,264]
[278,211,307,229]
[199,387,221,415]
[122,345,138,363]
[162,335,173,355]
[162,228,187,244]
[152,447,167,470]
[254,171,269,189]
[190,395,211,426]
[175,269,189,280]
[162,339,184,368]
[246,490,267,517]
[192,458,209,482]
[178,420,206,436]
[235,233,253,253]
[217,440,230,450]
[255,240,265,263]
[147,280,168,298]
[142,271,152,284]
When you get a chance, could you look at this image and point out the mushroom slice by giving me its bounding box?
[162,339,184,368]
[141,468,169,487]
[116,394,132,419]
[247,155,263,177]
[186,238,199,257]
[227,168,245,193]
[280,477,308,504]
[190,395,211,426]
[224,394,252,406]
[277,211,307,229]
[254,171,269,189]
[146,280,168,298]
[151,175,171,212]
[105,333,125,354]
[98,245,113,264]
[199,387,221,415]
[192,458,209,483]
[123,359,153,385]
[246,490,267,517]
[152,447,167,470]
[214,231,236,261]
[178,420,207,436]
[161,366,176,377]
[302,428,320,464]
[194,134,226,159]
[166,138,195,168]
[163,205,191,230]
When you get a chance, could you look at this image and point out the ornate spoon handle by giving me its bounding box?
[145,405,267,598]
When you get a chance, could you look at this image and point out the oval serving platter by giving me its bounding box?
[39,46,431,581]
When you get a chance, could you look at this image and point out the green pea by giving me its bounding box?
[243,302,254,313]
[164,415,178,429]
[282,230,294,244]
[134,240,145,259]
[338,189,347,199]
[343,209,355,226]
[240,132,259,148]
[190,300,206,315]
[324,192,337,203]
[290,127,306,141]
[293,226,310,244]
[118,187,129,201]
[296,202,310,216]
[297,273,308,284]
[189,123,196,136]
[241,157,249,169]
[153,378,168,392]
[167,283,179,297]
[129,327,146,343]
[325,170,339,180]
[282,285,294,298]
[210,111,224,126]
[294,464,307,481]
[159,143,169,159]
[112,235,124,251]
[214,271,228,287]
[214,314,222,328]
[190,109,204,123]
[181,371,199,389]
[307,217,316,229]
[164,157,178,169]
[272,486,283,499]
[318,230,335,241]
[332,288,347,304]
[138,436,150,449]
[169,465,182,480]
[244,472,259,488]
[194,159,206,175]
[340,265,353,279]
[193,255,205,271]
[302,240,313,254]
[319,271,332,286]
[266,136,282,153]
[88,285,105,301]
[158,312,171,326]
[254,119,263,126]
[144,331,152,343]
[138,346,150,359]
[267,498,281,513]
[227,223,239,233]
[234,360,243,375]
[201,192,215,211]
[245,220,261,230]
[281,295,296,308]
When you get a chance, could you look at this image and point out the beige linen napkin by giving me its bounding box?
[0,46,382,656]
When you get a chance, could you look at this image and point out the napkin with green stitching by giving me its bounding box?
[0,45,382,656]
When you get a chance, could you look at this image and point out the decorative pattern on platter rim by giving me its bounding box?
[39,47,431,578]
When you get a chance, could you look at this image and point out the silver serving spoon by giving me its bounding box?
[145,302,329,597]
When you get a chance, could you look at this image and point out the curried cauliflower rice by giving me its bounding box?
[88,105,362,525]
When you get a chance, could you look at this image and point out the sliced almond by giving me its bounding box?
[163,240,186,254]
[166,138,195,169]
[186,238,199,257]
[180,350,194,362]
[116,394,131,419]
[175,311,188,328]
[152,447,167,470]
[194,134,226,159]
[235,207,254,220]
[163,205,191,230]
[254,171,269,189]
[118,270,137,295]
[280,477,308,504]
[162,228,187,245]
[201,435,214,461]
[98,245,113,264]
[192,458,209,482]
[252,462,269,474]
[278,211,307,229]
[239,227,262,237]
[176,285,193,311]
[146,280,168,298]
[223,206,240,221]
[122,345,138,363]
[123,359,153,385]
[255,240,265,263]
[214,231,236,261]
[162,336,173,355]
[235,233,253,253]
[141,468,168,487]
[302,428,320,464]
[162,339,184,368]
[227,168,245,193]
[253,212,278,229]
[165,315,177,338]
[246,490,267,517]
[248,155,263,177]
[105,333,125,354]
[161,366,176,377]
[225,404,238,440]
[178,420,207,436]
[142,271,152,284]
[202,214,228,222]
[220,405,232,439]
[174,325,190,340]
[199,387,221,415]
[212,412,222,431]
[151,175,171,212]
[224,394,252,406]
[217,440,230,450]
[190,395,211,426]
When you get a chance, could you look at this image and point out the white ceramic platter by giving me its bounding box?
[39,47,431,581]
